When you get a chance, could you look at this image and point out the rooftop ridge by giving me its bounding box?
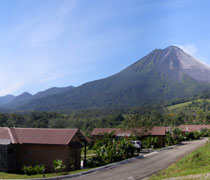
[13,127,79,130]
[67,129,80,144]
[7,128,15,144]
[10,128,20,144]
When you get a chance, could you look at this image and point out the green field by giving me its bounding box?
[81,147,96,160]
[166,99,210,111]
[150,141,210,180]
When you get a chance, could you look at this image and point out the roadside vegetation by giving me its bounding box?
[0,168,91,179]
[86,132,136,167]
[150,139,210,180]
[86,127,210,168]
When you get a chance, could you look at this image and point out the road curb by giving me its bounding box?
[18,155,143,180]
[13,144,178,180]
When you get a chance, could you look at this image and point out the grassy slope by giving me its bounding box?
[166,99,210,111]
[150,142,210,180]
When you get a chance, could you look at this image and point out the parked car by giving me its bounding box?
[131,140,142,153]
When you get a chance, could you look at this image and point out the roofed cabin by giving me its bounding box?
[179,125,210,132]
[0,128,89,172]
[91,127,168,148]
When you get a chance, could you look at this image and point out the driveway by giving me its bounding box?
[69,138,207,180]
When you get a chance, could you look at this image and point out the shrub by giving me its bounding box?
[87,156,104,168]
[89,133,135,167]
[199,128,210,137]
[22,166,36,175]
[165,127,184,146]
[34,164,45,174]
[118,137,135,159]
[22,164,45,175]
[193,131,202,139]
[183,132,194,141]
[142,137,158,149]
[53,159,66,173]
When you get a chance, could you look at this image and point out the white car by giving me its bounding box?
[131,140,142,149]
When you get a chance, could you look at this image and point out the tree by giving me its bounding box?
[122,114,154,138]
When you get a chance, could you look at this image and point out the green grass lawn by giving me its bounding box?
[81,147,96,160]
[150,142,210,180]
[81,147,95,155]
[0,168,92,179]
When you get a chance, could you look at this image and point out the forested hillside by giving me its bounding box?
[1,92,210,134]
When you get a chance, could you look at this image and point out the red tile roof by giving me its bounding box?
[91,127,168,136]
[0,128,11,140]
[0,128,87,145]
[149,127,168,135]
[179,125,210,132]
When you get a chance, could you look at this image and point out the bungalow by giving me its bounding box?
[0,128,89,172]
[91,127,168,148]
[179,124,210,133]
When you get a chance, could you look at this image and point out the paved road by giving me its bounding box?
[70,138,207,180]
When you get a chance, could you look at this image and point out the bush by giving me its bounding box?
[22,166,36,175]
[199,128,210,137]
[89,133,135,167]
[165,127,184,146]
[22,164,45,175]
[142,137,158,149]
[34,164,45,174]
[118,137,135,159]
[183,132,194,141]
[53,159,66,173]
[87,156,104,168]
[183,130,207,141]
[193,131,202,139]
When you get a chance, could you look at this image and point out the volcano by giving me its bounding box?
[1,46,210,112]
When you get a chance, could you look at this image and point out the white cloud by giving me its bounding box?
[176,43,210,68]
[177,44,197,56]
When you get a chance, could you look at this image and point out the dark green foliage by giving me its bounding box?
[184,132,195,141]
[0,97,210,136]
[22,166,36,176]
[165,127,184,146]
[88,133,135,167]
[193,131,202,139]
[165,99,210,125]
[22,165,45,175]
[199,128,210,137]
[142,137,158,149]
[53,160,66,173]
[121,113,155,137]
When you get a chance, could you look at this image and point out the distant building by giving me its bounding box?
[91,127,169,148]
[179,124,210,133]
[0,128,89,172]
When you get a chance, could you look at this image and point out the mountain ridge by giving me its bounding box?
[1,46,210,112]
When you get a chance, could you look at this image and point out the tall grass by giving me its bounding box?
[150,142,210,180]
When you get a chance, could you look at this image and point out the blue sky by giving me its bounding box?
[0,0,210,96]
